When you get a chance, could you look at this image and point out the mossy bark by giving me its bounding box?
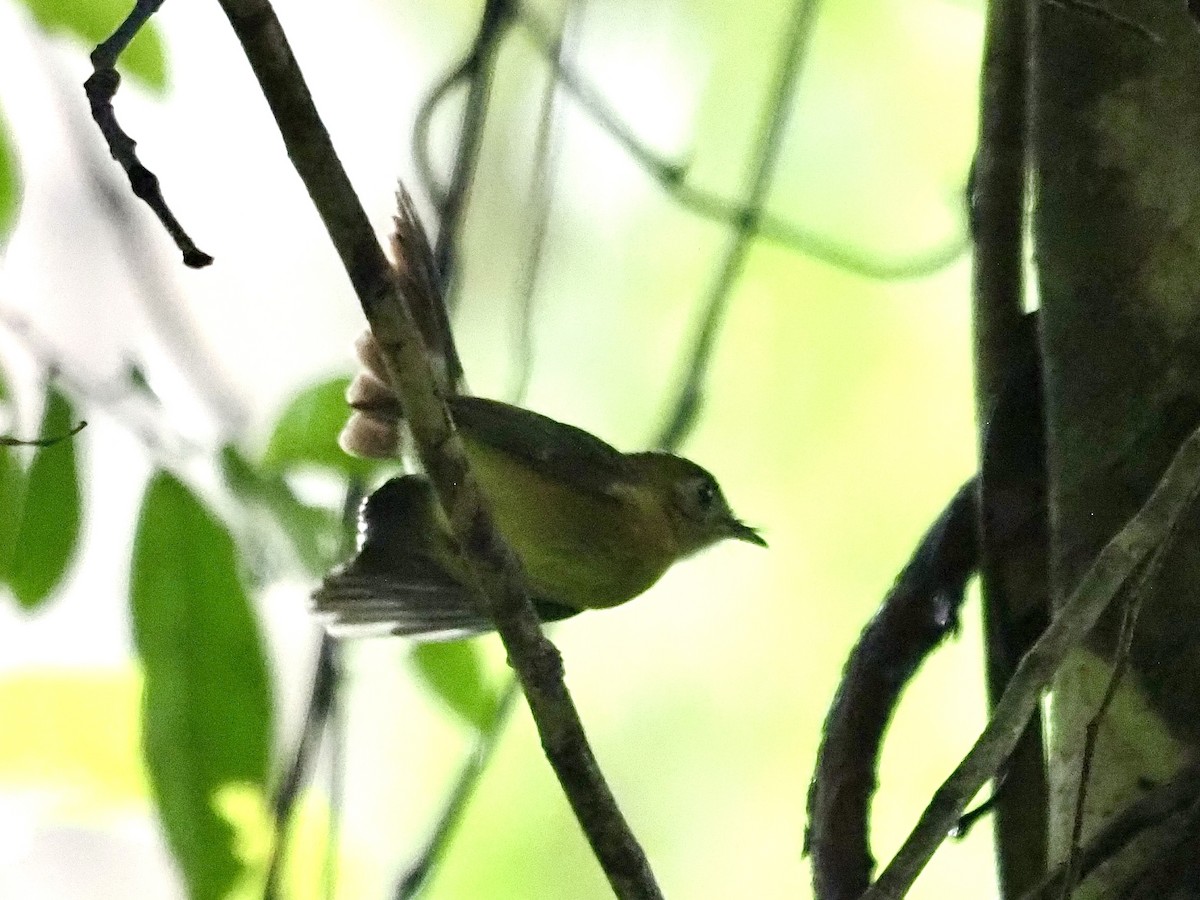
[1034,1,1200,894]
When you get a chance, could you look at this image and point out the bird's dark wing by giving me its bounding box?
[314,473,583,640]
[448,396,631,499]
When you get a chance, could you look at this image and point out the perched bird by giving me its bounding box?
[314,393,765,640]
[316,192,762,639]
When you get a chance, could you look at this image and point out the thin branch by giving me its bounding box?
[0,306,201,462]
[262,635,335,900]
[263,482,361,900]
[85,0,213,268]
[412,59,472,212]
[420,0,516,295]
[41,52,249,435]
[213,3,662,897]
[514,0,967,282]
[862,419,1200,900]
[393,679,520,899]
[1059,509,1182,899]
[1018,762,1200,900]
[0,420,87,447]
[806,479,979,900]
[507,0,581,404]
[656,0,823,450]
[513,2,684,187]
[324,644,345,900]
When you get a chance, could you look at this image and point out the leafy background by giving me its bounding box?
[0,0,993,897]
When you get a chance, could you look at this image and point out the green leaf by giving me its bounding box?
[263,376,384,481]
[0,369,25,587]
[0,110,19,245]
[219,444,342,577]
[131,472,272,900]
[410,641,498,731]
[18,0,168,91]
[7,389,83,609]
[0,448,24,588]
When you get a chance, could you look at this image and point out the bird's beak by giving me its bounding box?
[728,518,767,547]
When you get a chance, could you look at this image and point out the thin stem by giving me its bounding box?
[428,0,516,297]
[863,420,1200,899]
[507,0,582,404]
[1059,514,1181,899]
[85,0,212,267]
[515,0,967,281]
[214,3,662,895]
[656,0,824,450]
[393,680,520,899]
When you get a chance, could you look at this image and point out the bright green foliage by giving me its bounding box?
[262,376,385,481]
[0,367,21,585]
[220,444,342,577]
[17,0,168,90]
[130,472,272,900]
[410,641,499,731]
[0,369,23,587]
[7,389,83,609]
[0,114,18,245]
[0,449,21,586]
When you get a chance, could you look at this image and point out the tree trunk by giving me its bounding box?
[1034,1,1200,894]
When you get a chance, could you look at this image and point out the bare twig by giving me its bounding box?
[262,634,335,900]
[85,0,212,268]
[1058,513,1182,899]
[213,3,662,896]
[0,306,200,462]
[862,420,1200,900]
[0,420,87,447]
[416,0,515,295]
[656,0,823,450]
[262,482,359,900]
[806,479,979,900]
[324,644,345,900]
[507,0,581,404]
[38,52,249,435]
[394,679,520,900]
[514,0,967,282]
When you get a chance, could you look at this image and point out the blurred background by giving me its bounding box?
[0,0,993,896]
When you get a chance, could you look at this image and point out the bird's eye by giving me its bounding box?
[695,480,717,509]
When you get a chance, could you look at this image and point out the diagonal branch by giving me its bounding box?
[86,0,213,268]
[655,0,823,450]
[807,479,979,900]
[212,2,661,897]
[514,0,967,282]
[863,418,1200,899]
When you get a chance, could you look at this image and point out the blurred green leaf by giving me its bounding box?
[0,447,22,587]
[0,110,18,245]
[411,641,498,731]
[7,389,83,609]
[131,472,272,900]
[263,376,383,481]
[220,444,342,576]
[0,368,25,588]
[18,0,168,91]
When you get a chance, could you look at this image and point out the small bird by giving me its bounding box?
[314,394,765,640]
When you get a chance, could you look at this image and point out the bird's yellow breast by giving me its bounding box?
[463,439,677,610]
